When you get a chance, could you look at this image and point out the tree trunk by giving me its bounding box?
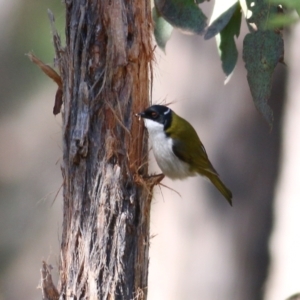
[49,0,153,299]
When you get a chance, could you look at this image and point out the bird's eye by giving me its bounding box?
[151,112,158,118]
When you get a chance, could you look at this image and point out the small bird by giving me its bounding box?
[137,105,232,205]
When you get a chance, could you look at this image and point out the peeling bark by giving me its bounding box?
[48,0,153,299]
[40,261,59,300]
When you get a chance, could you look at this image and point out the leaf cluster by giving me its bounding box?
[153,0,300,127]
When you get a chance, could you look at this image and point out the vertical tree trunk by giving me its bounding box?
[50,0,153,299]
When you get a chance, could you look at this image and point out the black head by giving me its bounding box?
[138,105,172,130]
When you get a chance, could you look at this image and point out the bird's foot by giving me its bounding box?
[144,173,165,187]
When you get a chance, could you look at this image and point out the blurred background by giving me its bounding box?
[0,1,299,300]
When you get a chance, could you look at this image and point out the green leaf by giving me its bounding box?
[152,7,174,51]
[154,0,207,35]
[204,1,241,77]
[205,1,239,40]
[218,4,242,77]
[243,31,284,127]
[239,0,278,31]
[286,292,300,300]
[204,0,242,78]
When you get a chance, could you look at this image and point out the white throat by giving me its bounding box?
[144,119,164,135]
[143,119,193,179]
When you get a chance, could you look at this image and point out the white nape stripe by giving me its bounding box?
[164,108,171,115]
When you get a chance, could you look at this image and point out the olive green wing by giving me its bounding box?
[172,138,217,174]
[169,116,232,205]
[170,117,218,176]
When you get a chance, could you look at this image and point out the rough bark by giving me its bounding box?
[49,0,153,299]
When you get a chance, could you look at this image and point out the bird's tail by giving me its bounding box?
[205,172,233,206]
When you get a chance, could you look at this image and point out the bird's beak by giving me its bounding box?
[135,111,145,120]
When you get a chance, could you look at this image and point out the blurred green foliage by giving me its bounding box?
[270,0,300,16]
[266,0,300,28]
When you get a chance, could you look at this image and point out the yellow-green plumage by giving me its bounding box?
[166,112,232,205]
[139,105,232,206]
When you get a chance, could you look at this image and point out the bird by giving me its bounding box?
[137,105,232,205]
